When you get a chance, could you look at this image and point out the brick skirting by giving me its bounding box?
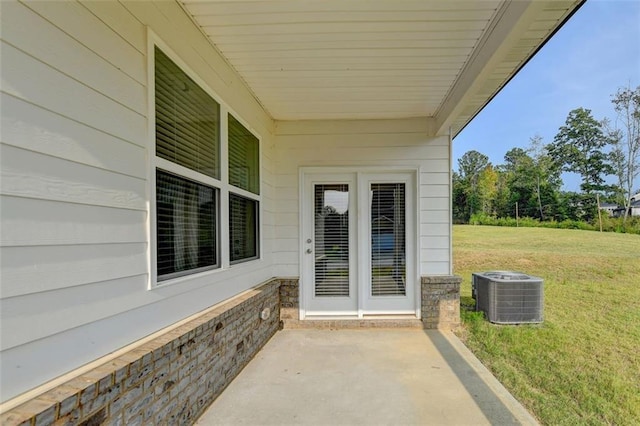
[1,275,460,425]
[1,279,281,426]
[421,275,462,330]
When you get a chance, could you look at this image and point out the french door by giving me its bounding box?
[301,170,416,317]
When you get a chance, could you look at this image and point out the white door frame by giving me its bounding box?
[299,166,420,319]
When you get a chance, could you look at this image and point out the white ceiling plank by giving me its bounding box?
[204,30,485,44]
[239,70,460,79]
[216,38,479,52]
[233,62,464,72]
[228,55,469,67]
[251,82,453,90]
[259,92,448,103]
[247,78,456,89]
[189,11,498,27]
[183,1,501,15]
[222,48,472,60]
[201,21,490,36]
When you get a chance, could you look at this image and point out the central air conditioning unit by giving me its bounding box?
[472,271,544,324]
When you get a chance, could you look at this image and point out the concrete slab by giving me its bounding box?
[195,329,538,426]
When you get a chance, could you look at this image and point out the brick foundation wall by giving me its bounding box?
[421,275,462,330]
[1,279,281,426]
[279,278,300,324]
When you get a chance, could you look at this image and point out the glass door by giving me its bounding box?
[302,174,357,315]
[301,171,416,317]
[360,174,416,313]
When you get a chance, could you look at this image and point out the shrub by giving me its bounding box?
[467,213,640,234]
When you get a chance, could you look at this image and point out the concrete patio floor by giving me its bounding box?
[195,329,538,426]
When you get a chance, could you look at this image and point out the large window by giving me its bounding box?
[153,44,260,283]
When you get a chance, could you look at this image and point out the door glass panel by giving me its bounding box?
[314,184,350,297]
[370,183,406,296]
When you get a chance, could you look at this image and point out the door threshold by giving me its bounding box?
[285,315,423,329]
[303,314,418,320]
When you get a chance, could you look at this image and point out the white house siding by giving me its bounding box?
[0,0,276,403]
[273,119,452,278]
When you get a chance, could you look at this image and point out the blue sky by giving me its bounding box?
[453,0,640,192]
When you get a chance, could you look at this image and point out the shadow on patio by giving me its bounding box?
[196,329,538,425]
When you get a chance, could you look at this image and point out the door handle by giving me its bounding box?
[306,249,312,254]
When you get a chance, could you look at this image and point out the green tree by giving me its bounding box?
[606,85,640,221]
[477,165,498,215]
[527,135,562,221]
[548,108,614,220]
[557,191,592,221]
[493,171,513,218]
[502,148,536,218]
[497,141,562,221]
[548,108,614,194]
[502,147,529,173]
[457,150,490,219]
[452,171,469,222]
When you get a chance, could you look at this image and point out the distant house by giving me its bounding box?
[600,203,618,216]
[0,1,583,424]
[611,193,640,217]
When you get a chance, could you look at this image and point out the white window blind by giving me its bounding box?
[156,170,218,280]
[155,47,220,179]
[314,185,350,297]
[370,183,406,296]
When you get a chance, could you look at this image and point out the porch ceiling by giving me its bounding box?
[180,0,581,135]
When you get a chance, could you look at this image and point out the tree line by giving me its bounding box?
[453,85,640,226]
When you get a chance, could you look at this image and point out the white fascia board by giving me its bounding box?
[433,0,544,136]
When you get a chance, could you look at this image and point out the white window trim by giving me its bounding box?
[147,29,262,289]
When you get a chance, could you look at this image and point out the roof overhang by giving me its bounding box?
[180,0,583,136]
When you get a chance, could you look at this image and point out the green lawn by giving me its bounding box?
[453,225,640,425]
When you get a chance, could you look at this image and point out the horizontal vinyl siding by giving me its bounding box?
[1,144,147,210]
[274,118,451,277]
[2,94,147,179]
[0,0,275,403]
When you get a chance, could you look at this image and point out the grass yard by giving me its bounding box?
[453,225,640,425]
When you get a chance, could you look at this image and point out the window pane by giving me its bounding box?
[155,47,220,179]
[157,170,218,280]
[229,194,259,262]
[314,184,350,297]
[371,183,406,296]
[228,114,259,194]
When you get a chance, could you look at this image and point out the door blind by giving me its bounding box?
[314,184,350,297]
[370,183,406,296]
